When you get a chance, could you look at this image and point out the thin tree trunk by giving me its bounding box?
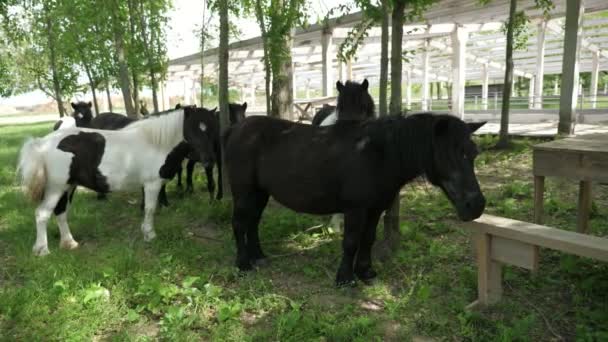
[254,0,272,115]
[270,33,293,119]
[128,0,140,116]
[200,0,207,106]
[384,0,406,247]
[138,1,159,113]
[111,1,136,117]
[218,0,231,197]
[497,0,516,148]
[378,0,389,118]
[45,12,66,117]
[105,78,113,112]
[84,65,99,115]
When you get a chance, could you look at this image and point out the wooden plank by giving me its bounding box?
[491,236,539,271]
[533,134,608,154]
[475,232,503,305]
[534,175,545,224]
[577,180,592,233]
[465,215,608,262]
[533,149,608,183]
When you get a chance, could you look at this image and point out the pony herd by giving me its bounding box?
[18,80,486,287]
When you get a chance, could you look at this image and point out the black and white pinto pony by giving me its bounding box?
[18,106,213,256]
[177,102,248,200]
[224,113,486,286]
[311,80,376,231]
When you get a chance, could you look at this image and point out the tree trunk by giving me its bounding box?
[254,0,272,115]
[200,0,207,106]
[270,33,293,119]
[497,0,516,148]
[127,0,140,116]
[378,0,389,118]
[139,0,159,113]
[218,0,231,197]
[45,13,66,117]
[384,0,406,247]
[83,62,99,115]
[111,2,136,117]
[105,78,113,112]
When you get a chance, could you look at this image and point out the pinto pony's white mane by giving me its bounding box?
[124,109,185,148]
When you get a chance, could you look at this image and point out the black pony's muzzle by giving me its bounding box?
[458,193,486,221]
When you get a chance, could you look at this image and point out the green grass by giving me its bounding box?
[1,123,608,340]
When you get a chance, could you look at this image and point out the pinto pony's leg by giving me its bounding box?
[141,181,162,241]
[354,209,383,282]
[215,143,223,200]
[336,210,367,287]
[186,159,196,193]
[33,189,65,256]
[158,185,169,207]
[55,186,79,250]
[204,166,215,200]
[232,191,268,270]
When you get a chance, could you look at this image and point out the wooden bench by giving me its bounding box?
[463,214,608,309]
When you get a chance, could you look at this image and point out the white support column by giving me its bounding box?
[421,39,430,111]
[321,28,334,97]
[482,63,489,110]
[182,77,191,105]
[346,59,353,81]
[558,0,584,134]
[554,79,559,95]
[305,78,311,99]
[534,20,547,109]
[405,69,412,110]
[249,79,256,108]
[292,63,297,100]
[451,26,468,119]
[528,76,535,109]
[590,50,600,109]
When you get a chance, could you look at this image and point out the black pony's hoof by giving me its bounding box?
[185,186,194,194]
[253,257,269,267]
[335,278,357,288]
[237,260,253,272]
[97,193,107,201]
[355,268,377,284]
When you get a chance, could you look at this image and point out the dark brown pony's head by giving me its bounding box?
[229,102,247,125]
[70,101,93,127]
[183,106,219,168]
[336,79,375,121]
[425,116,486,221]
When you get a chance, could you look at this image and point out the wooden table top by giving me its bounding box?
[533,133,608,154]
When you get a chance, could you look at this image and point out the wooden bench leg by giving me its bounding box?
[475,233,503,306]
[577,180,592,233]
[534,176,545,225]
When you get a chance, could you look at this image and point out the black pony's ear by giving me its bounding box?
[242,102,247,111]
[87,101,92,108]
[336,81,344,92]
[434,117,450,137]
[71,102,77,110]
[361,79,369,91]
[467,121,486,133]
[175,103,182,109]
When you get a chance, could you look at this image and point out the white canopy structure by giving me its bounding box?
[165,0,608,121]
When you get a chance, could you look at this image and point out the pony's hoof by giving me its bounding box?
[355,268,377,284]
[33,245,50,256]
[335,278,357,288]
[237,260,253,271]
[60,239,79,250]
[143,231,157,242]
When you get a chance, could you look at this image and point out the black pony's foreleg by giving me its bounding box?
[205,166,215,200]
[354,209,383,282]
[186,159,196,193]
[176,164,183,188]
[215,142,223,200]
[336,210,367,287]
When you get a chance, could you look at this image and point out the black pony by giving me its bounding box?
[224,113,486,287]
[311,80,375,126]
[177,102,247,200]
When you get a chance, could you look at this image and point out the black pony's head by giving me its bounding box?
[425,116,486,221]
[70,101,93,127]
[183,106,219,168]
[336,79,375,120]
[229,102,247,125]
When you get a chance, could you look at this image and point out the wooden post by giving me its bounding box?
[534,175,545,224]
[534,20,547,109]
[475,233,503,305]
[321,27,334,97]
[577,180,592,233]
